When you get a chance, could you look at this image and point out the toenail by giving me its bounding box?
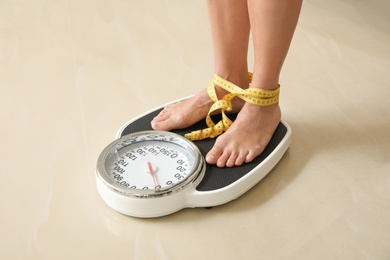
[206,154,214,162]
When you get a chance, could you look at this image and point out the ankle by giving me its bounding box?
[213,71,250,99]
[250,74,280,91]
[244,102,281,119]
[214,70,249,87]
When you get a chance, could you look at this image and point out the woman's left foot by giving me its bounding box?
[205,102,281,167]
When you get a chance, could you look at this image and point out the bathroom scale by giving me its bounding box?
[96,97,291,218]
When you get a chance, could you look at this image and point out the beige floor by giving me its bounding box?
[1,0,390,259]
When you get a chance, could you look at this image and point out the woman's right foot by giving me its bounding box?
[151,88,214,131]
[151,79,247,131]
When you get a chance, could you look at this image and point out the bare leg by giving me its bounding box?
[151,0,250,131]
[206,0,302,167]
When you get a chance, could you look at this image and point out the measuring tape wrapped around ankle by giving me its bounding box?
[185,73,280,141]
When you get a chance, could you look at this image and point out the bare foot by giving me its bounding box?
[151,84,245,131]
[205,102,281,167]
[151,89,212,131]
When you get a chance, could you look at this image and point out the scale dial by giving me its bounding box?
[97,131,204,198]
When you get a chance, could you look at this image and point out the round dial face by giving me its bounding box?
[97,131,204,198]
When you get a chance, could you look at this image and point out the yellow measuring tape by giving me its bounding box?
[185,72,280,141]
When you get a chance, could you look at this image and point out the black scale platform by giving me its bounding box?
[119,108,288,192]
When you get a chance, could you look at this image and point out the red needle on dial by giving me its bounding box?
[147,162,157,187]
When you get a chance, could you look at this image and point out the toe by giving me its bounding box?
[151,121,160,130]
[217,150,232,168]
[226,151,239,168]
[206,144,223,165]
[151,110,175,130]
[235,151,248,166]
[151,117,162,130]
[151,118,167,130]
[245,149,260,164]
